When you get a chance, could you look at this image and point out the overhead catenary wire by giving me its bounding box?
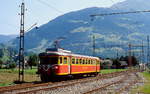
[37,0,64,14]
[109,0,120,10]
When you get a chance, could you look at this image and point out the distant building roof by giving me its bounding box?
[119,61,128,66]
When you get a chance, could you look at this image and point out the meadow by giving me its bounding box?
[0,68,40,86]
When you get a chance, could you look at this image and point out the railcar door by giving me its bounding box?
[96,60,97,73]
[68,57,71,74]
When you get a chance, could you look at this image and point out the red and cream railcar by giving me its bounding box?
[38,48,100,81]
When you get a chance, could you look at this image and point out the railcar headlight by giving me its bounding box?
[52,65,58,70]
[54,66,58,69]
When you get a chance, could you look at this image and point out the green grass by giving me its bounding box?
[0,83,15,87]
[138,72,150,93]
[0,68,127,75]
[0,68,37,74]
[0,68,40,87]
[100,69,128,74]
[131,71,150,94]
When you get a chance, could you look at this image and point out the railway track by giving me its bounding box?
[83,71,140,94]
[116,73,141,94]
[0,69,138,94]
[0,71,122,93]
[83,73,129,94]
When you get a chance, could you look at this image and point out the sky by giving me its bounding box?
[0,0,125,35]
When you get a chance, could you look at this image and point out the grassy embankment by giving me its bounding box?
[131,71,150,94]
[0,68,40,87]
[100,69,128,74]
[0,68,127,87]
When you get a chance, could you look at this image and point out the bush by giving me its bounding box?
[27,54,39,69]
[8,63,16,69]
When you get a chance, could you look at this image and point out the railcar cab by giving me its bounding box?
[38,48,70,81]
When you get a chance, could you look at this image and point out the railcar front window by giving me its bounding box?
[40,57,58,65]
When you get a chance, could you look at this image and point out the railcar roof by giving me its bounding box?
[40,51,99,60]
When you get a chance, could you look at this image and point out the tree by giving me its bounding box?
[112,59,121,69]
[27,54,38,69]
[0,59,3,69]
[0,49,4,58]
[120,56,138,67]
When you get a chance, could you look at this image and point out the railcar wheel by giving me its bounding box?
[93,72,98,77]
[41,74,49,82]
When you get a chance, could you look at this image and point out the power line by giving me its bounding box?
[37,0,64,14]
[90,10,150,17]
[109,0,120,10]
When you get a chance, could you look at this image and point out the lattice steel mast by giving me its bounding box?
[19,0,25,82]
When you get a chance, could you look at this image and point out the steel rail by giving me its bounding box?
[82,72,130,94]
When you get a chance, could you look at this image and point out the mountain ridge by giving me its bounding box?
[0,35,17,43]
[10,0,150,58]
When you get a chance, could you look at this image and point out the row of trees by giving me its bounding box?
[0,46,17,69]
[0,54,39,69]
[0,43,39,69]
[101,56,139,69]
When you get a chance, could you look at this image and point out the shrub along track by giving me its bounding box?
[0,69,138,94]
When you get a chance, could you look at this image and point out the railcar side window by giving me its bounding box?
[64,57,67,64]
[86,59,88,64]
[93,60,96,65]
[59,57,63,64]
[72,58,75,64]
[91,60,93,65]
[76,59,79,64]
[83,59,85,64]
[80,59,82,64]
[90,59,91,64]
[88,60,90,64]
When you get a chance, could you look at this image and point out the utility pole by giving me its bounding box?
[116,49,119,59]
[142,41,144,64]
[128,43,132,67]
[147,35,150,64]
[92,35,96,56]
[19,0,25,82]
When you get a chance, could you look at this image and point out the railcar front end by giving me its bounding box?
[38,53,60,81]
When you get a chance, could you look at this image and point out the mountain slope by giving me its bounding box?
[11,0,150,58]
[0,35,17,43]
